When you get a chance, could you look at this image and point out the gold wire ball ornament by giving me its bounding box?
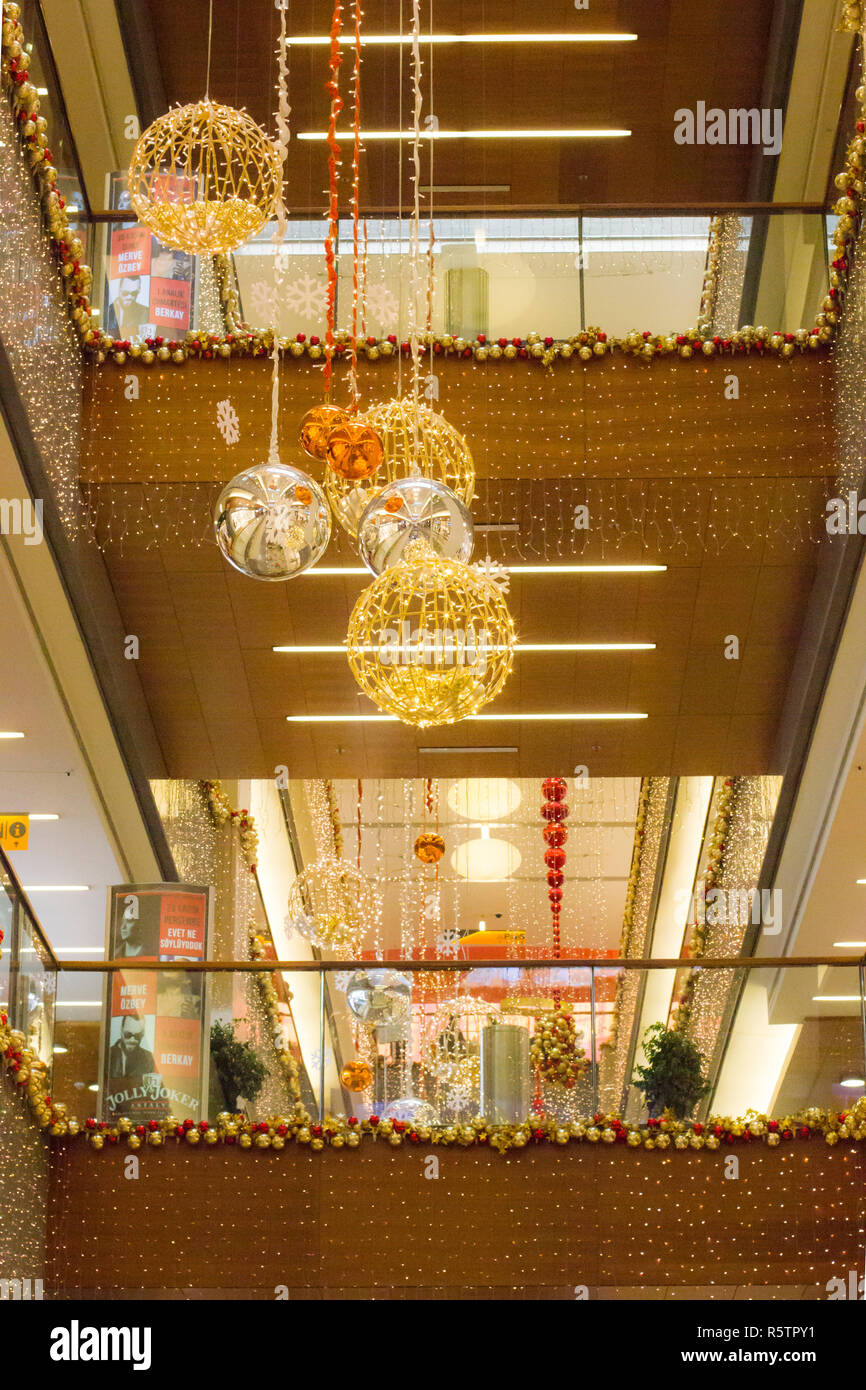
[426,996,500,1088]
[414,831,446,864]
[299,405,348,462]
[286,856,376,954]
[324,396,476,539]
[127,100,282,255]
[340,1059,374,1093]
[346,541,516,727]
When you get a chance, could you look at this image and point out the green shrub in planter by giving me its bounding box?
[632,1022,710,1120]
[210,1020,268,1113]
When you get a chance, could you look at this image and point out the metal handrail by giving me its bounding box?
[52,954,865,972]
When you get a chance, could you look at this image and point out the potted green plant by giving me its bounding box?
[632,1022,710,1120]
[210,1020,268,1113]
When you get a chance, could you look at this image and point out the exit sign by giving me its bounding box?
[0,815,29,851]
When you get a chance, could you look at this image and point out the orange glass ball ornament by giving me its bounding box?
[414,831,446,864]
[326,422,384,481]
[299,405,347,461]
[340,1059,374,1092]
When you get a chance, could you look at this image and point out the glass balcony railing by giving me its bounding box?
[44,953,866,1133]
[0,849,57,1084]
[80,206,832,346]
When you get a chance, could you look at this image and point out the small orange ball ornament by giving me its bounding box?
[414,832,446,864]
[299,405,347,461]
[383,494,405,514]
[326,422,384,481]
[340,1059,374,1092]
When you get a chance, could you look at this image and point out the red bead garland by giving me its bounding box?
[541,777,568,963]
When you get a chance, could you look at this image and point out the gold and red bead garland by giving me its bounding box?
[202,779,259,872]
[669,777,736,1032]
[3,1015,864,1156]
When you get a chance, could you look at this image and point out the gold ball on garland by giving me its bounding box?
[340,1059,374,1092]
[326,421,384,482]
[127,100,281,255]
[414,831,446,864]
[299,404,348,461]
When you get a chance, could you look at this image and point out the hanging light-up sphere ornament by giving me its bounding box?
[383,1097,437,1126]
[357,476,474,575]
[286,857,376,954]
[345,969,411,1025]
[326,421,384,481]
[325,397,475,539]
[214,460,331,581]
[414,831,446,864]
[340,1059,374,1093]
[346,541,515,727]
[299,405,348,461]
[127,100,281,255]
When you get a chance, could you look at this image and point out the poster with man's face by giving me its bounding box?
[100,885,211,1123]
[104,173,196,339]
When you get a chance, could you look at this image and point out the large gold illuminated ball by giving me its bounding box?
[325,397,475,539]
[345,541,515,727]
[128,100,281,255]
[286,857,376,954]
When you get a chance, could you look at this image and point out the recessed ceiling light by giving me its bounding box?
[53,1045,68,1054]
[833,941,866,949]
[273,642,654,654]
[29,813,60,821]
[287,33,638,46]
[287,712,647,723]
[298,129,631,141]
[419,746,517,754]
[0,731,25,739]
[58,1001,102,1007]
[856,879,866,885]
[53,946,104,953]
[87,1083,99,1092]
[22,884,90,892]
[840,1077,865,1088]
[812,995,860,1002]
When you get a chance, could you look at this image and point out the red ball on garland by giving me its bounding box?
[544,847,566,872]
[541,801,569,823]
[543,824,568,849]
[546,869,564,889]
[542,777,567,801]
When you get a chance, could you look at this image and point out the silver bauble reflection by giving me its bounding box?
[345,969,411,1025]
[383,1097,437,1125]
[357,476,474,575]
[214,459,331,580]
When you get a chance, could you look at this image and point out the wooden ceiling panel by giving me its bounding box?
[140,0,778,209]
[82,349,831,779]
